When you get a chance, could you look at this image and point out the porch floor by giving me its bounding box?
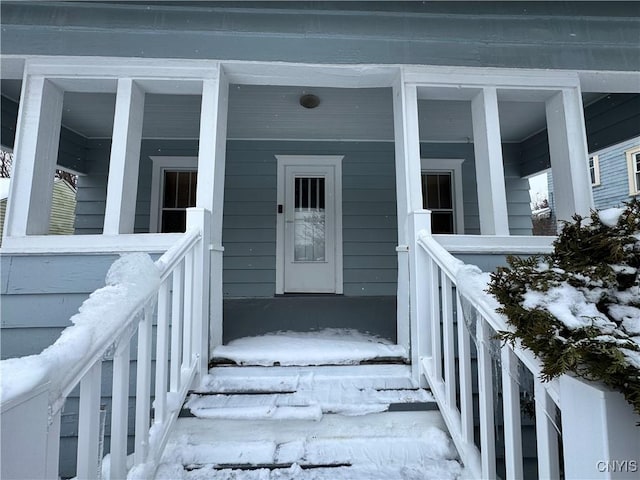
[211,329,408,367]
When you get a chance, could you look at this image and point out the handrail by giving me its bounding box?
[0,209,210,480]
[417,231,558,402]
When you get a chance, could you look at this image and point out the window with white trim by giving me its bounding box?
[626,147,640,196]
[589,155,600,186]
[149,156,198,233]
[420,158,464,234]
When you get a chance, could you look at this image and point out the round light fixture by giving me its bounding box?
[299,94,320,109]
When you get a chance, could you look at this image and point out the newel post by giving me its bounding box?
[408,209,432,385]
[187,208,211,383]
[560,375,640,479]
[1,380,52,479]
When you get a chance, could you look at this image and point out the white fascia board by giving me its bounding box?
[222,61,399,88]
[404,65,581,89]
[24,56,219,81]
[578,70,640,93]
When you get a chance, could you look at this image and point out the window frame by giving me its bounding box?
[149,156,198,233]
[589,154,601,187]
[626,146,640,196]
[420,158,465,234]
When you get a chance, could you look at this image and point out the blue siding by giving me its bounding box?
[1,2,639,72]
[591,136,640,209]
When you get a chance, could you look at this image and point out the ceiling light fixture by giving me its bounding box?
[299,94,320,109]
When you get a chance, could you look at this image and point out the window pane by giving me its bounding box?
[189,172,197,206]
[163,171,178,208]
[431,212,454,234]
[294,177,325,262]
[426,174,439,208]
[438,173,453,209]
[162,210,186,233]
[177,171,191,208]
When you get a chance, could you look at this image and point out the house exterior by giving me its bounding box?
[1,2,639,479]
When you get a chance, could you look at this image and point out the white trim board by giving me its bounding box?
[149,156,198,233]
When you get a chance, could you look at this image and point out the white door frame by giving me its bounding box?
[275,155,343,295]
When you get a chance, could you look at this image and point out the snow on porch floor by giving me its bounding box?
[211,329,408,366]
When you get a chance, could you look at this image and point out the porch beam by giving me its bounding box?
[5,76,63,236]
[103,79,145,234]
[546,88,593,222]
[393,78,422,352]
[197,71,229,350]
[471,87,510,235]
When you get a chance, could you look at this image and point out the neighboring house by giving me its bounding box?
[588,135,640,209]
[1,2,639,479]
[0,177,76,244]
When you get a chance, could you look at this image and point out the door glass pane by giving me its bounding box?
[164,171,178,208]
[294,177,326,262]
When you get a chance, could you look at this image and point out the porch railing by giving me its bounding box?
[0,208,211,480]
[409,209,640,479]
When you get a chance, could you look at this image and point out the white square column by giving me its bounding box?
[196,70,229,350]
[103,79,145,234]
[472,87,510,235]
[546,88,594,222]
[393,78,423,351]
[5,76,63,236]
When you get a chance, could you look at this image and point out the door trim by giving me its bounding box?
[275,155,343,295]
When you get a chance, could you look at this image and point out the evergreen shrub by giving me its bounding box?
[488,200,640,416]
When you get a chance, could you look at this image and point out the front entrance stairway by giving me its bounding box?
[157,367,462,478]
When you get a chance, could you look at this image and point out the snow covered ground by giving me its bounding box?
[212,329,408,366]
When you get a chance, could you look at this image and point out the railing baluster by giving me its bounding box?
[456,292,474,445]
[155,280,171,424]
[428,258,442,381]
[441,272,456,406]
[134,306,153,465]
[110,339,131,480]
[76,361,102,480]
[476,318,496,479]
[170,262,184,391]
[501,347,524,480]
[534,378,560,479]
[182,249,195,367]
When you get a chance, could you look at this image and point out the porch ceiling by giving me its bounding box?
[1,80,602,144]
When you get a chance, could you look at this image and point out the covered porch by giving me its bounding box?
[3,57,640,479]
[1,58,597,348]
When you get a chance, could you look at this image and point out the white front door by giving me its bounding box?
[276,156,343,294]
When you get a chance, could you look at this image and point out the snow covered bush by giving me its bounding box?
[488,200,640,416]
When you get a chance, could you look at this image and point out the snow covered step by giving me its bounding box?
[189,364,434,420]
[157,412,462,479]
[199,364,418,393]
[211,329,408,366]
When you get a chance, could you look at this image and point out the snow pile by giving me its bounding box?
[0,253,161,405]
[213,329,407,366]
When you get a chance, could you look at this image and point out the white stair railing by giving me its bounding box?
[409,209,640,480]
[0,207,211,480]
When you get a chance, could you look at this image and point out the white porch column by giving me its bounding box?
[197,70,229,350]
[393,78,423,351]
[471,87,510,235]
[103,79,145,234]
[5,76,63,236]
[546,88,593,222]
